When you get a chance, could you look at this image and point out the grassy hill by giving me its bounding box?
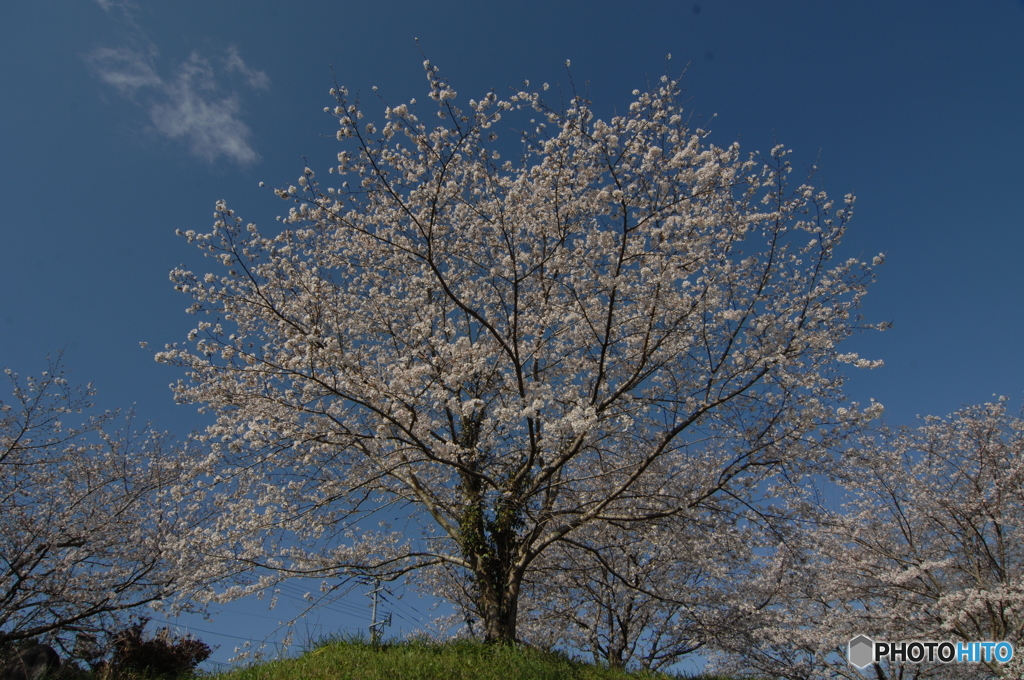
[204,637,738,680]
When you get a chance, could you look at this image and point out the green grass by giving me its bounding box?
[203,636,739,680]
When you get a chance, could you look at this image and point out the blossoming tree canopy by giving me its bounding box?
[0,357,194,651]
[158,62,884,642]
[715,399,1024,680]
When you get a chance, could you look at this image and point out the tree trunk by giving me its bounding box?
[476,573,520,642]
[458,466,526,643]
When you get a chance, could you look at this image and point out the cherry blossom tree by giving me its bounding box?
[0,356,196,656]
[713,400,1024,679]
[158,62,884,643]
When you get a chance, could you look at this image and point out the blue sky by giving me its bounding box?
[2,0,1023,670]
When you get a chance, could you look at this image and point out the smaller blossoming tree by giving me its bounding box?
[714,400,1024,680]
[0,356,195,657]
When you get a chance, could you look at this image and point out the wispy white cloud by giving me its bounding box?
[93,0,138,17]
[149,53,259,164]
[86,46,160,94]
[86,8,269,165]
[224,46,270,91]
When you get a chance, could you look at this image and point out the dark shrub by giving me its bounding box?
[101,621,211,679]
[0,642,60,680]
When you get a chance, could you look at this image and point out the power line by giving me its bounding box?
[275,583,371,619]
[146,617,269,645]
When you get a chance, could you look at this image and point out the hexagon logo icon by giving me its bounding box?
[848,635,874,669]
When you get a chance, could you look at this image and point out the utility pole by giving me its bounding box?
[366,578,391,644]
